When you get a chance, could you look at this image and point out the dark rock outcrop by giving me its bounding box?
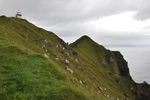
[112,51,130,78]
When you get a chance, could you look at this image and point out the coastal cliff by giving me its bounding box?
[0,16,149,100]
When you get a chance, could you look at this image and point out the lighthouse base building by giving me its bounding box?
[16,12,22,18]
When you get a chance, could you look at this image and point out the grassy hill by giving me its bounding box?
[0,15,150,100]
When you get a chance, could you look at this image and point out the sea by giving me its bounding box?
[105,45,150,84]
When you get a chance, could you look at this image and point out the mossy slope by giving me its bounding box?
[0,16,150,100]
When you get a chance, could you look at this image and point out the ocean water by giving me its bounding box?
[106,46,150,84]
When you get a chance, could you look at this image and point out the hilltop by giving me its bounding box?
[0,16,150,100]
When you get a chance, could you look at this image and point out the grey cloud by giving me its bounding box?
[133,0,150,20]
[0,0,150,45]
[1,0,150,24]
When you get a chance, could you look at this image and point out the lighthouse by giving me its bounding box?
[16,11,22,18]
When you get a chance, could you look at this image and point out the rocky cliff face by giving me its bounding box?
[0,16,150,100]
[112,51,131,78]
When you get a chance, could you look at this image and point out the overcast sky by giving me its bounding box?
[1,0,150,46]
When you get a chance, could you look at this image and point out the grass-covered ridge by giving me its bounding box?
[0,40,89,100]
[0,16,150,100]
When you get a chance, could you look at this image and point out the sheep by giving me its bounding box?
[107,94,109,97]
[64,59,69,64]
[41,45,44,48]
[55,58,59,62]
[104,94,106,97]
[44,53,49,58]
[72,52,78,56]
[48,43,51,47]
[66,52,69,56]
[124,93,129,97]
[75,59,79,63]
[54,55,58,58]
[71,57,73,59]
[79,80,82,84]
[66,66,74,74]
[44,39,49,43]
[41,43,45,48]
[77,65,81,69]
[98,87,103,91]
[82,80,85,83]
[81,69,86,72]
[41,42,44,45]
[56,45,58,48]
[23,35,28,39]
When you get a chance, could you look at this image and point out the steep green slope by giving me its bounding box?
[70,36,130,78]
[0,16,150,100]
[70,35,150,100]
[70,36,134,99]
[0,16,98,100]
[0,36,90,99]
[0,42,86,100]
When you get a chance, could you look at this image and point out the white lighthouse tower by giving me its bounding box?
[16,11,22,18]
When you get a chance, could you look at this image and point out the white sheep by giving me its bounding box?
[55,58,59,62]
[56,45,58,48]
[75,59,79,63]
[66,66,74,74]
[79,80,82,84]
[64,59,69,64]
[44,39,49,43]
[66,52,69,56]
[98,87,103,91]
[44,54,49,58]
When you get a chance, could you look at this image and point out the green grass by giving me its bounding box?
[70,35,138,100]
[0,40,89,100]
[0,16,149,100]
